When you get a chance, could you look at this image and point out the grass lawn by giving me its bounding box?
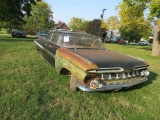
[0,34,160,120]
[0,28,8,34]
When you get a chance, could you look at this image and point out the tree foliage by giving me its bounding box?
[105,16,119,32]
[149,0,160,56]
[86,19,103,36]
[23,1,54,34]
[101,20,109,30]
[69,17,89,31]
[120,0,160,56]
[149,0,160,18]
[118,1,152,42]
[0,0,41,30]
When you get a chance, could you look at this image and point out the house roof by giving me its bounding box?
[52,21,71,30]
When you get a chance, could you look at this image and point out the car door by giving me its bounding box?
[43,32,60,67]
[40,32,54,67]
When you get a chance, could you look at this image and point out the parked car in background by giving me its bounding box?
[11,29,26,38]
[36,31,48,38]
[110,36,119,43]
[138,40,150,46]
[34,30,150,92]
[118,39,128,44]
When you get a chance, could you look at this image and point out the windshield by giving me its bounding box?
[60,33,106,49]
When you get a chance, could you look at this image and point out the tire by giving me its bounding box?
[69,74,78,92]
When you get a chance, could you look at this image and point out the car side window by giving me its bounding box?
[46,33,53,42]
[51,33,59,45]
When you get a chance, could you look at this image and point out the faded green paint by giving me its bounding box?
[55,54,87,84]
[54,47,99,84]
[56,48,98,71]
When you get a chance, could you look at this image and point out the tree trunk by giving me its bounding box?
[151,25,160,56]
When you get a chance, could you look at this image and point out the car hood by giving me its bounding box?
[69,49,147,70]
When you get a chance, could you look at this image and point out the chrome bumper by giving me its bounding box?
[76,77,148,92]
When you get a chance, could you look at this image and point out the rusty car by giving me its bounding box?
[34,30,150,92]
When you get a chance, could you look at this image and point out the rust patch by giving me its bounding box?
[56,48,98,71]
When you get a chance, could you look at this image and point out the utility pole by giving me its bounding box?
[100,9,106,20]
[98,9,106,38]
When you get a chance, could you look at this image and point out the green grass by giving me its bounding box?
[0,35,160,120]
[0,28,8,34]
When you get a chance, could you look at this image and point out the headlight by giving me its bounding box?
[90,80,103,89]
[144,70,150,76]
[84,74,103,89]
[90,80,99,89]
[140,70,150,77]
[140,71,145,76]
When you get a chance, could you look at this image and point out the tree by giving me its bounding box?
[119,0,160,56]
[69,17,89,31]
[120,27,142,42]
[106,16,119,33]
[86,19,102,36]
[118,1,152,42]
[101,20,109,30]
[23,1,53,34]
[0,0,41,31]
[149,0,160,56]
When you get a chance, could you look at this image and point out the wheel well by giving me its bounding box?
[36,49,40,53]
[60,68,71,75]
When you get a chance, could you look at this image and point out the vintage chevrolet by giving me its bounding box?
[34,30,150,92]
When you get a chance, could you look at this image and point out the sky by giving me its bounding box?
[44,0,122,24]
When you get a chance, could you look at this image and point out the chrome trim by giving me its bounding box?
[127,72,131,77]
[87,67,124,73]
[34,40,44,50]
[116,73,119,79]
[132,71,135,77]
[109,73,112,80]
[122,73,126,79]
[34,40,55,58]
[134,65,147,70]
[76,77,148,91]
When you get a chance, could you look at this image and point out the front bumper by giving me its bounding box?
[76,77,148,91]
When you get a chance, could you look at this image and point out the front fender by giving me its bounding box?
[55,54,86,84]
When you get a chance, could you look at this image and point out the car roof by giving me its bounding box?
[38,31,47,33]
[139,40,147,42]
[51,30,87,35]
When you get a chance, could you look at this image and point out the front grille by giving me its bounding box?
[100,69,145,81]
[85,66,148,85]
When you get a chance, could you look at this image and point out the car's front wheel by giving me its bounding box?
[69,74,78,92]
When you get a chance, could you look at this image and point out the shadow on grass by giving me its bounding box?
[98,71,158,93]
[119,71,157,92]
[136,46,152,51]
[121,43,152,51]
[0,36,36,42]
